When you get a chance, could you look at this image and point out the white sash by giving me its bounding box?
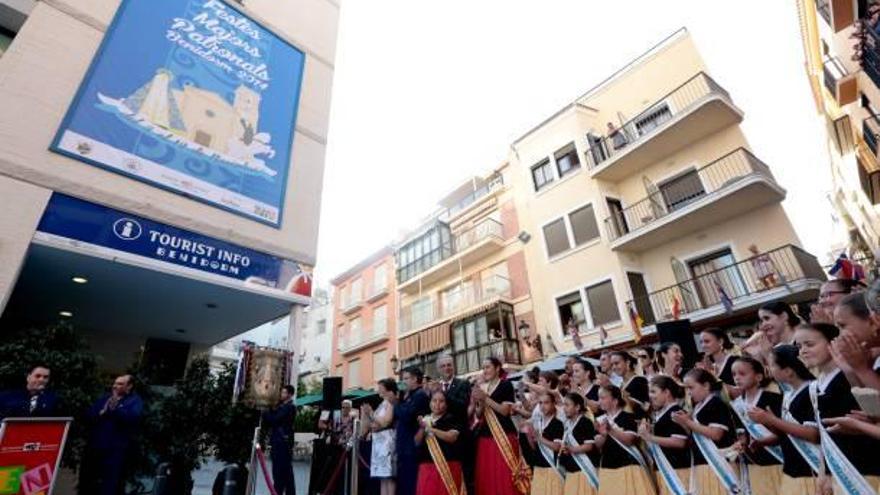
[601,412,658,494]
[731,392,784,463]
[537,414,566,480]
[781,382,821,475]
[809,379,876,495]
[563,416,599,489]
[648,441,689,495]
[692,398,740,494]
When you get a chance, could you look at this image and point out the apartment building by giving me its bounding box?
[796,0,880,262]
[392,167,541,377]
[506,29,825,352]
[330,246,396,391]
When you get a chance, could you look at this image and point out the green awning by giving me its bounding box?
[295,393,323,407]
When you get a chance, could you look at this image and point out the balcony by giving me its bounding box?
[338,323,389,355]
[399,275,512,334]
[863,22,880,88]
[822,56,857,105]
[398,218,505,294]
[816,0,855,32]
[365,284,389,303]
[865,116,880,157]
[583,72,743,182]
[604,149,785,252]
[340,297,364,316]
[626,245,825,326]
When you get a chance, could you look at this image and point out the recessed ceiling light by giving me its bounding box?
[72,276,88,284]
[205,303,218,309]
[59,311,73,318]
[175,328,186,334]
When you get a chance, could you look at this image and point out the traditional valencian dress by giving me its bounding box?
[596,409,655,495]
[560,415,599,495]
[475,378,528,495]
[647,404,691,495]
[415,412,465,495]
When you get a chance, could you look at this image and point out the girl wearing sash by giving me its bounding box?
[747,344,819,495]
[699,328,739,397]
[794,322,880,495]
[559,393,599,495]
[532,392,565,495]
[638,376,690,495]
[730,357,783,494]
[672,368,738,495]
[594,385,655,495]
[415,390,464,495]
[570,360,600,417]
[832,293,880,392]
[657,343,685,382]
[611,351,649,419]
[472,356,526,495]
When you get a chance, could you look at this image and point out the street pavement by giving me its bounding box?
[191,458,311,495]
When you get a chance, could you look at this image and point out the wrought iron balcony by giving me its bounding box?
[625,245,825,326]
[583,72,741,181]
[399,275,512,333]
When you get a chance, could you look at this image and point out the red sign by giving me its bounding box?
[0,418,72,495]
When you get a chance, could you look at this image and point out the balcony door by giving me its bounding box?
[606,198,629,238]
[659,169,705,212]
[627,272,655,326]
[688,249,748,309]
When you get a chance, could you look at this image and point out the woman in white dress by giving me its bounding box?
[370,377,398,495]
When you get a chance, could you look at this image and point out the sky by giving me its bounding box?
[314,0,837,287]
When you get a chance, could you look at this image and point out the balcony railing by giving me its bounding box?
[440,174,504,221]
[583,72,732,169]
[604,148,775,241]
[341,296,364,315]
[625,245,825,325]
[865,116,880,155]
[399,275,512,333]
[823,56,849,98]
[816,0,832,26]
[863,23,880,88]
[455,218,504,252]
[338,322,388,352]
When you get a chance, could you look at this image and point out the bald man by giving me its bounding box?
[79,375,143,495]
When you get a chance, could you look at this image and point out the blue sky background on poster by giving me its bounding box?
[51,0,305,226]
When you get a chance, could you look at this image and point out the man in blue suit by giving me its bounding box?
[78,374,143,495]
[395,367,430,495]
[0,364,59,420]
[262,384,297,495]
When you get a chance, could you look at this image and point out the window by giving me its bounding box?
[568,204,600,246]
[585,280,621,326]
[316,319,327,335]
[531,159,554,191]
[0,28,13,59]
[555,279,621,336]
[339,285,349,310]
[372,350,387,381]
[350,316,362,335]
[350,277,363,304]
[859,159,880,205]
[395,222,453,283]
[451,303,520,374]
[543,218,571,257]
[659,170,705,211]
[554,143,581,177]
[348,359,361,389]
[634,103,672,136]
[373,305,388,335]
[556,291,587,334]
[373,263,388,294]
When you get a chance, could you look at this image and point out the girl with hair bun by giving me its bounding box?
[747,345,819,495]
[610,351,649,419]
[672,368,738,495]
[638,376,690,495]
[730,357,783,494]
[594,385,654,495]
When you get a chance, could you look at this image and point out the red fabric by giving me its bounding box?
[416,461,463,495]
[475,433,521,495]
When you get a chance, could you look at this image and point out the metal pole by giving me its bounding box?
[245,426,260,495]
[350,418,360,495]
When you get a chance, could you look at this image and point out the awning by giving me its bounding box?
[507,353,600,380]
[296,394,323,407]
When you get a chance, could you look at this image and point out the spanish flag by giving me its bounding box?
[671,294,682,320]
[628,302,644,343]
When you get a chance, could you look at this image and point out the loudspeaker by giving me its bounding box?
[322,376,343,410]
[656,319,699,372]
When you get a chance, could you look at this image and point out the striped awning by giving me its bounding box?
[399,334,420,360]
[419,322,451,354]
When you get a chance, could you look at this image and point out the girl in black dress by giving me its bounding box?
[638,375,690,495]
[594,385,654,495]
[699,327,739,399]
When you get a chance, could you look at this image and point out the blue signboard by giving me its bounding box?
[37,194,313,297]
[51,0,306,227]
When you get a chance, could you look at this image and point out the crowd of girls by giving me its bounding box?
[363,277,880,495]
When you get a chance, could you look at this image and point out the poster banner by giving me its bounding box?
[0,418,72,495]
[36,193,313,298]
[51,0,306,227]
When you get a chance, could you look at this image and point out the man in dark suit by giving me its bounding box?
[395,367,430,495]
[262,384,297,495]
[79,374,144,495]
[433,354,475,493]
[0,364,59,420]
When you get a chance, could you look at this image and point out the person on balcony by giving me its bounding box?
[606,122,628,150]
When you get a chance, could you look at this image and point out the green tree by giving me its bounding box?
[0,322,103,467]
